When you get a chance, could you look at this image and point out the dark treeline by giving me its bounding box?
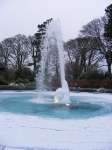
[0,4,112,86]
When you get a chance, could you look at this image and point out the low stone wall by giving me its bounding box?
[0,80,112,93]
[68,80,112,89]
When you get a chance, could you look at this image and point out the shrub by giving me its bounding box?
[15,67,35,82]
[0,76,8,85]
[79,70,105,80]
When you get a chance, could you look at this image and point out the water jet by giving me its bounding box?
[37,20,70,105]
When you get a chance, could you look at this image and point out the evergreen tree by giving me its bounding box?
[104,4,112,40]
[104,4,112,78]
[33,18,53,74]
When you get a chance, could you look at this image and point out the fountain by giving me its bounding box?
[37,20,70,105]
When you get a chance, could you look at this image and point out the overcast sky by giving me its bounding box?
[0,0,111,41]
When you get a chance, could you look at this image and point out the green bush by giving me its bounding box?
[0,76,8,85]
[80,70,105,80]
[15,67,35,82]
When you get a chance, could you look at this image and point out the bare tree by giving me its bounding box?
[0,38,13,68]
[65,37,101,79]
[80,17,112,78]
[0,43,4,64]
[10,34,30,71]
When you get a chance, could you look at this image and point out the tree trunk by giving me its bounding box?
[107,62,112,79]
[106,52,112,79]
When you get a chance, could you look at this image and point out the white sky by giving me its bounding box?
[0,0,111,41]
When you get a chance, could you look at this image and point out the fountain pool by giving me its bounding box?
[0,91,112,149]
[0,91,112,119]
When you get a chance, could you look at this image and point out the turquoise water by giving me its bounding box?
[0,92,112,119]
